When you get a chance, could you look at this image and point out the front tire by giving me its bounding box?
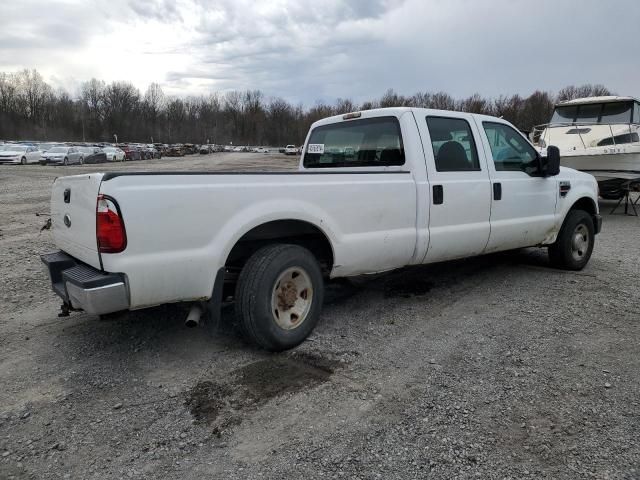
[235,244,324,351]
[20,157,27,165]
[548,210,595,270]
[63,157,68,166]
[79,157,84,165]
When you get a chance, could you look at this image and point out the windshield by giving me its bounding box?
[551,102,633,124]
[48,147,67,153]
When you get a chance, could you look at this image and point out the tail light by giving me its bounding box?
[96,195,127,253]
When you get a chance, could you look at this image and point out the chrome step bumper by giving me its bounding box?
[40,251,129,315]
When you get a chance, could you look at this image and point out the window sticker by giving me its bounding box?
[307,143,325,154]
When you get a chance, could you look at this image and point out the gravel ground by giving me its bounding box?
[0,153,638,479]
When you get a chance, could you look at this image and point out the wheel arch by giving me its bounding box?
[569,196,597,216]
[224,219,335,275]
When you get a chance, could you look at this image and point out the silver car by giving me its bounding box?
[42,146,84,165]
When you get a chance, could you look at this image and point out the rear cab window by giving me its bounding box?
[303,116,405,168]
[426,116,480,172]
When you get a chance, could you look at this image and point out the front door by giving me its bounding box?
[417,114,492,263]
[476,120,558,251]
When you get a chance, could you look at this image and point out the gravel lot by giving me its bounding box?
[0,153,638,479]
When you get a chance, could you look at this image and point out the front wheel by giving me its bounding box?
[63,157,68,166]
[548,210,595,270]
[20,157,27,165]
[79,157,84,165]
[235,244,324,351]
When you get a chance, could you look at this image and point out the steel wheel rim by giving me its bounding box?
[571,224,589,262]
[270,267,313,330]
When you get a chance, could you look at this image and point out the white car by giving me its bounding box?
[41,107,601,351]
[0,144,42,164]
[284,144,298,155]
[102,146,126,162]
[41,146,84,165]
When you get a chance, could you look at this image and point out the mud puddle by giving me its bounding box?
[185,353,340,433]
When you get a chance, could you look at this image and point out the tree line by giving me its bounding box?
[0,69,612,145]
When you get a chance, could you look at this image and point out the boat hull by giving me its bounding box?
[560,147,640,181]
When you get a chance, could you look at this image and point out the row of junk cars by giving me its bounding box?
[0,141,288,165]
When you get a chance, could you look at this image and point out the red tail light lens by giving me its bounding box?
[96,195,127,253]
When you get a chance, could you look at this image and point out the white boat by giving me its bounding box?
[533,96,640,198]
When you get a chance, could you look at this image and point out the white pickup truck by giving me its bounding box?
[41,107,601,351]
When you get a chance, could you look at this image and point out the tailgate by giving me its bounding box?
[51,173,104,269]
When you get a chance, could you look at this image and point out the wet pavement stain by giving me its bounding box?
[185,354,340,430]
[383,273,433,298]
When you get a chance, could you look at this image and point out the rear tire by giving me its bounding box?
[548,210,595,270]
[235,244,324,351]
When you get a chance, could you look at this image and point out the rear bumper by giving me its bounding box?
[41,251,129,315]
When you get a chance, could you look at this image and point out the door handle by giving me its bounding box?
[433,185,444,205]
[493,182,502,201]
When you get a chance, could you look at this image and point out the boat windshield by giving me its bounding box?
[551,101,634,125]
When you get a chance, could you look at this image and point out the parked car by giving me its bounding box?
[284,145,298,155]
[145,144,161,159]
[199,145,213,154]
[119,145,141,161]
[78,146,107,164]
[41,107,602,353]
[38,143,62,155]
[166,145,185,157]
[41,146,84,165]
[0,144,42,164]
[102,146,126,162]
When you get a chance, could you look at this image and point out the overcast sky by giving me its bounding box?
[1,0,638,105]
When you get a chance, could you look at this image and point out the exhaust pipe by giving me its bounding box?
[185,304,203,328]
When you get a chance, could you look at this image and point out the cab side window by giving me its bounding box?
[426,117,480,172]
[482,122,538,174]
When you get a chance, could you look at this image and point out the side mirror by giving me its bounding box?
[540,145,561,177]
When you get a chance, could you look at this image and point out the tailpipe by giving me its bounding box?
[185,304,203,328]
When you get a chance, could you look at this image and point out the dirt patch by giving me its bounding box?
[185,353,340,432]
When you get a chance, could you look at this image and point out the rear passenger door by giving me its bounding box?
[417,114,492,263]
[476,121,557,251]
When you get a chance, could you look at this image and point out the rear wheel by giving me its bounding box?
[235,244,324,351]
[112,156,117,162]
[548,210,595,270]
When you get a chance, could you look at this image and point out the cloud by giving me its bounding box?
[0,0,639,105]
